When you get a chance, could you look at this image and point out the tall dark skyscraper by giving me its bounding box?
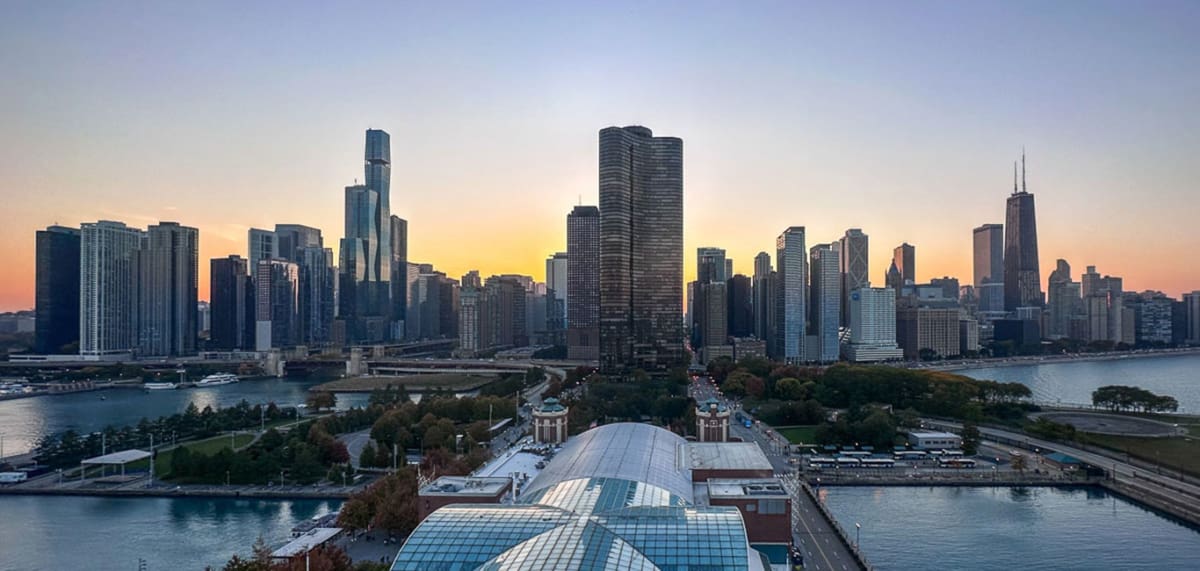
[35,225,80,354]
[839,228,868,328]
[598,125,684,373]
[210,255,253,350]
[390,215,408,337]
[296,246,335,344]
[340,129,394,342]
[138,222,199,357]
[752,251,773,342]
[726,274,753,338]
[892,242,915,285]
[1004,153,1044,311]
[566,205,600,360]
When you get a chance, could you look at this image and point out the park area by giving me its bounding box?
[125,433,257,479]
[774,425,819,445]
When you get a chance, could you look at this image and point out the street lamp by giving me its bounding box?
[855,522,861,547]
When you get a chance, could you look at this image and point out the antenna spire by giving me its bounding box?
[1021,146,1027,193]
[1013,161,1018,194]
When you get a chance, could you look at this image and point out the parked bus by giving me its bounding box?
[938,458,977,469]
[835,457,862,467]
[894,451,928,461]
[839,450,872,458]
[809,457,839,469]
[861,458,896,469]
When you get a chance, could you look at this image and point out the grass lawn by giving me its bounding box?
[1085,434,1200,478]
[310,373,497,393]
[775,425,820,444]
[127,433,257,479]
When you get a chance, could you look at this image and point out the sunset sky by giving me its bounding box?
[2,1,1198,312]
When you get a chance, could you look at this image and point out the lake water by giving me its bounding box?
[0,378,370,458]
[823,486,1200,570]
[957,353,1200,412]
[0,495,341,571]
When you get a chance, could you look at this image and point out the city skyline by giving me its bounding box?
[3,2,1200,312]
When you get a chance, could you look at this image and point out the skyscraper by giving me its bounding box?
[697,247,728,283]
[247,228,278,272]
[35,225,80,354]
[274,224,322,262]
[80,221,144,356]
[839,229,868,328]
[809,243,840,362]
[545,252,568,343]
[726,274,753,339]
[390,215,408,337]
[1183,292,1200,345]
[885,260,903,298]
[1004,153,1044,311]
[774,227,807,363]
[255,259,299,350]
[598,126,683,373]
[692,246,729,352]
[210,255,253,350]
[566,206,600,360]
[972,223,1005,314]
[752,252,773,342]
[1047,259,1082,339]
[694,281,728,362]
[296,246,335,345]
[138,222,199,356]
[892,243,915,285]
[340,129,394,342]
[844,287,903,362]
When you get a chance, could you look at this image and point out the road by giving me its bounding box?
[339,429,372,469]
[691,378,864,571]
[928,419,1200,505]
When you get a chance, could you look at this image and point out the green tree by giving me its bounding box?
[775,377,806,400]
[307,392,337,412]
[960,422,981,455]
[290,446,325,484]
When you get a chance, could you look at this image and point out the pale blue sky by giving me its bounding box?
[1,1,1198,308]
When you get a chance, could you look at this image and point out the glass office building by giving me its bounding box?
[392,423,769,570]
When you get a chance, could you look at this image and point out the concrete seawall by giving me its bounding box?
[1099,479,1200,527]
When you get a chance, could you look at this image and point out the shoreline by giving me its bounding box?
[923,347,1200,373]
[0,485,355,501]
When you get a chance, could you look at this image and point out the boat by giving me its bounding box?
[143,382,178,390]
[196,373,240,387]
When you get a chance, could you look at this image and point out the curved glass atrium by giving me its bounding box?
[391,423,768,571]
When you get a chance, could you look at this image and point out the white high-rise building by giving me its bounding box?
[773,227,807,363]
[843,287,903,362]
[809,244,840,362]
[80,221,145,356]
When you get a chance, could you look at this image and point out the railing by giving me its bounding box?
[796,479,874,571]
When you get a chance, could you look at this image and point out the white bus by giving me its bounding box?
[938,458,977,469]
[861,458,896,469]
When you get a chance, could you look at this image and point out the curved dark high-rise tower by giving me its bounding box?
[340,129,394,342]
[1004,153,1044,311]
[598,126,684,373]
